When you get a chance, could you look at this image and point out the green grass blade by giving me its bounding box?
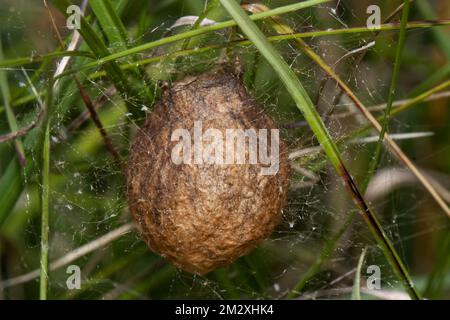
[0,50,94,69]
[39,114,51,300]
[88,0,129,52]
[87,0,154,103]
[219,0,421,300]
[352,248,367,300]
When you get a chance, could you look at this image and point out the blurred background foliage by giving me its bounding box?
[0,0,449,299]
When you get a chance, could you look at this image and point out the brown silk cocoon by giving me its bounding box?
[126,70,290,274]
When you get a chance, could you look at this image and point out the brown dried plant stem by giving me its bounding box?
[75,79,125,173]
[0,111,44,143]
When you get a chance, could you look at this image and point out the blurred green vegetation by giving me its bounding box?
[0,0,449,300]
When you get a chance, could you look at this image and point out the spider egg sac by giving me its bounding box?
[126,70,290,274]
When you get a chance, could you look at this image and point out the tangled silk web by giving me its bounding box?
[0,0,448,299]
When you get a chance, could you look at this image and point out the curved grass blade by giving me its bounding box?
[352,248,367,300]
